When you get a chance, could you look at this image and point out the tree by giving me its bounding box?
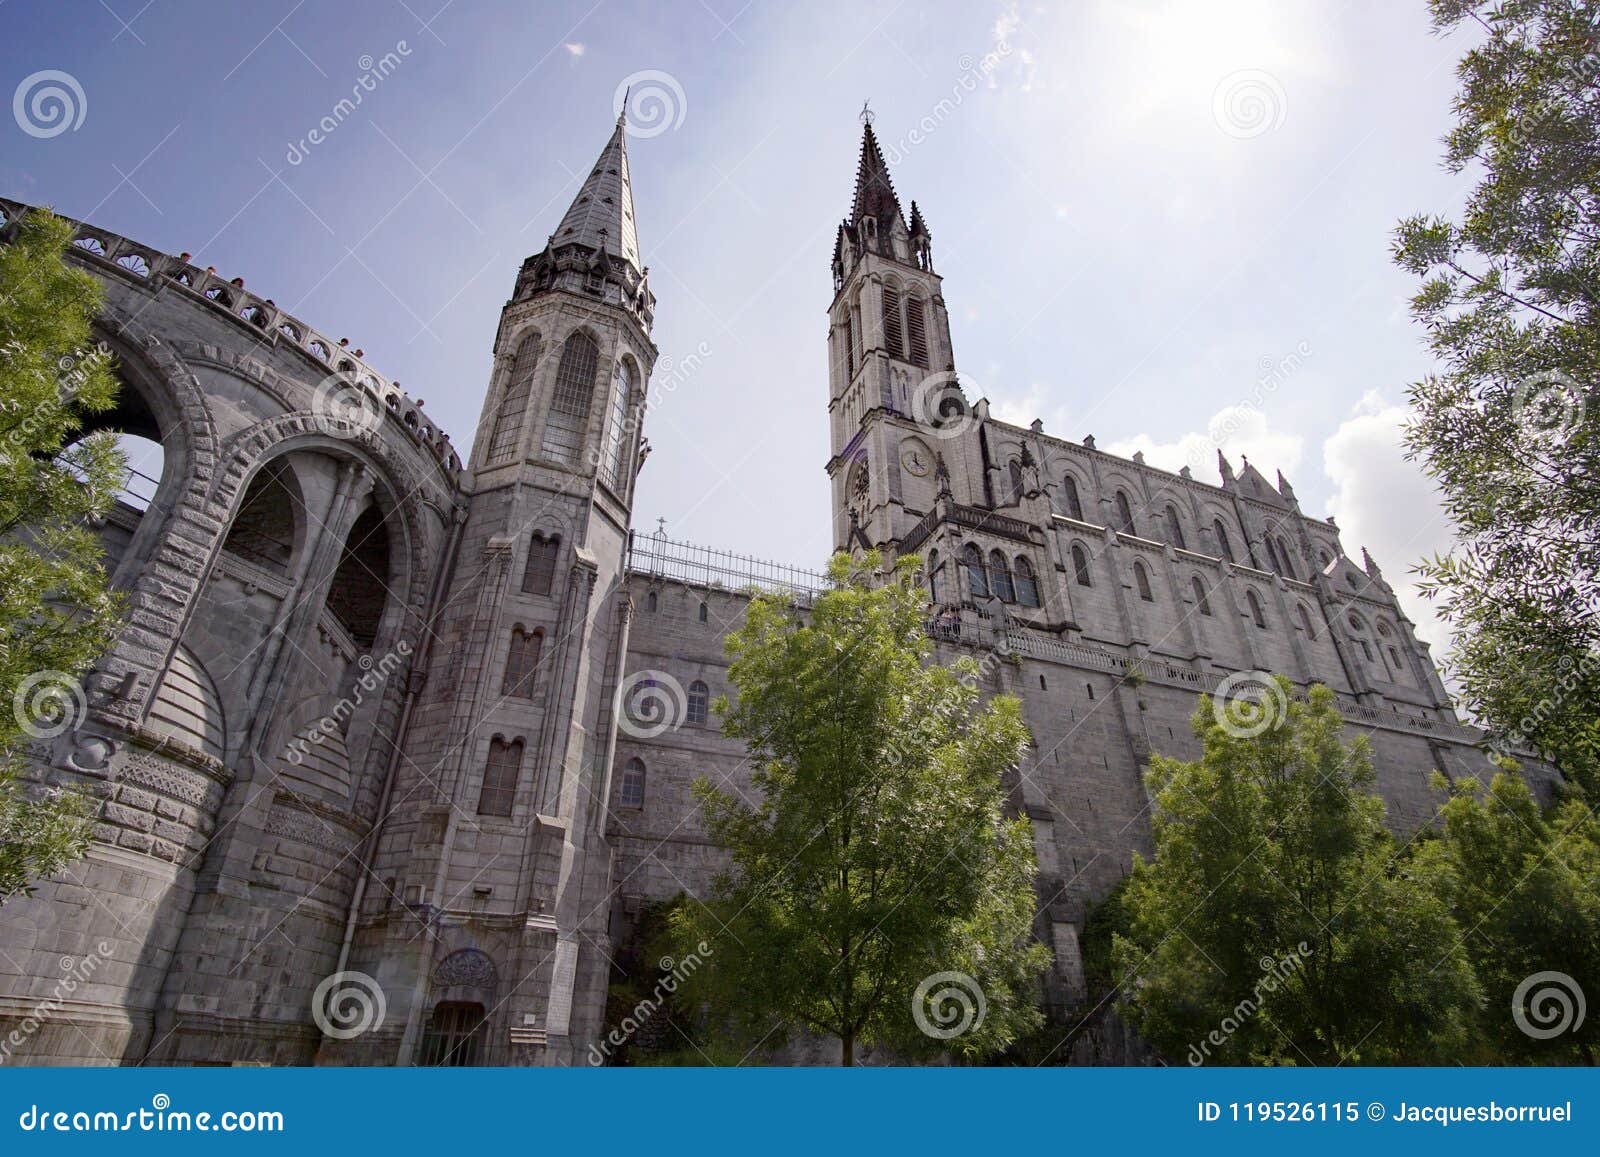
[1414,770,1600,1063]
[671,554,1049,1065]
[1113,680,1478,1064]
[1392,0,1600,795]
[0,207,125,902]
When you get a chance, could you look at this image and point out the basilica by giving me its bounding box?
[0,110,1549,1066]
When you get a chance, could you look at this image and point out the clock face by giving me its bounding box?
[901,446,929,476]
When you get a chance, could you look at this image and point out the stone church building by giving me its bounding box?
[0,112,1551,1066]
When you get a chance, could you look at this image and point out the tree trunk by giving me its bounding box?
[842,1028,854,1067]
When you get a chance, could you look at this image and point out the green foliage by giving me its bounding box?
[671,552,1049,1064]
[1393,0,1600,794]
[1413,772,1600,1063]
[1113,680,1479,1064]
[0,208,125,902]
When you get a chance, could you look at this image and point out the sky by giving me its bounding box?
[2,0,1480,663]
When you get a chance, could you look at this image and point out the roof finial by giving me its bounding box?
[859,99,874,127]
[618,87,629,127]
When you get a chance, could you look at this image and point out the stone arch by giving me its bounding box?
[221,458,305,577]
[485,327,543,465]
[183,433,427,769]
[178,419,434,702]
[538,326,604,465]
[71,330,229,725]
[1058,468,1088,520]
[205,415,435,611]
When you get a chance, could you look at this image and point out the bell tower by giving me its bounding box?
[350,109,657,1067]
[826,113,965,553]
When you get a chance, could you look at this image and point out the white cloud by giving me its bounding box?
[1104,403,1303,485]
[563,42,586,57]
[1322,391,1457,660]
[990,3,1037,91]
[989,380,1066,431]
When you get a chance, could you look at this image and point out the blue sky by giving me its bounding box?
[3,0,1479,657]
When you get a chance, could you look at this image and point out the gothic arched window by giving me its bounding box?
[1213,518,1235,563]
[1192,577,1212,615]
[522,533,560,596]
[646,590,658,613]
[1007,460,1024,504]
[989,550,1015,602]
[850,294,864,375]
[1061,474,1084,521]
[698,601,709,623]
[501,627,542,698]
[1349,612,1375,661]
[598,358,636,493]
[619,757,645,808]
[1071,544,1092,587]
[926,549,941,604]
[477,737,523,817]
[1114,491,1135,534]
[1297,603,1316,638]
[1134,561,1154,602]
[905,294,929,368]
[1165,505,1186,550]
[687,680,709,725]
[488,331,541,463]
[1014,556,1040,607]
[961,543,988,599]
[541,330,599,464]
[1247,590,1267,629]
[1276,536,1297,580]
[882,285,903,358]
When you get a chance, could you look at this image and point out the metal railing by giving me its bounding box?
[626,531,829,600]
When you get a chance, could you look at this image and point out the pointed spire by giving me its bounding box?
[909,199,928,237]
[1361,546,1383,580]
[1217,449,1236,484]
[551,115,640,273]
[850,119,904,231]
[1276,469,1298,504]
